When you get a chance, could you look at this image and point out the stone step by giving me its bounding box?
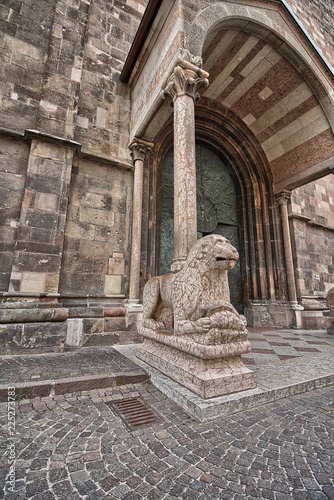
[0,346,148,402]
[0,320,143,354]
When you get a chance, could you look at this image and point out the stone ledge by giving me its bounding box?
[0,308,68,323]
[0,322,67,354]
[0,370,148,403]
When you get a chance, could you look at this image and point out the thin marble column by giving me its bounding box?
[129,139,152,301]
[277,190,297,303]
[277,190,303,327]
[163,50,209,271]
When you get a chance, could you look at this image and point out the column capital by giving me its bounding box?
[162,49,209,103]
[276,189,292,206]
[129,138,153,163]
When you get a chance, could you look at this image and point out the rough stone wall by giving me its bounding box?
[291,174,334,300]
[74,0,147,160]
[0,0,148,351]
[0,0,54,131]
[0,136,29,291]
[284,0,334,70]
[0,0,147,295]
[60,158,133,297]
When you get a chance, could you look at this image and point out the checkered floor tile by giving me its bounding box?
[242,329,334,364]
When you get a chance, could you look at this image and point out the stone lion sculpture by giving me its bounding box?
[142,234,246,335]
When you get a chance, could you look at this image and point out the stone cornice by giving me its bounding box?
[0,126,133,170]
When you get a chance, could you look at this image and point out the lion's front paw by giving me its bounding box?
[143,318,166,331]
[195,317,211,331]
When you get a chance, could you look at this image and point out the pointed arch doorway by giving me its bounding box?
[158,142,243,313]
[147,104,290,327]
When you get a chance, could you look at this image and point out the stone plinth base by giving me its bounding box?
[0,322,67,355]
[137,328,256,399]
[324,311,334,335]
[245,301,294,328]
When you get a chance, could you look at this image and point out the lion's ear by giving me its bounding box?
[200,243,211,256]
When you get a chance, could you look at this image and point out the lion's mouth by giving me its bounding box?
[216,257,236,262]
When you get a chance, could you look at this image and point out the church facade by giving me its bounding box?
[0,0,333,352]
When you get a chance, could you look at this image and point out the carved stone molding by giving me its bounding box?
[162,50,209,103]
[276,189,292,206]
[163,66,209,102]
[129,138,153,163]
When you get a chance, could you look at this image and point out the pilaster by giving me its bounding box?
[128,138,153,301]
[276,190,303,327]
[9,135,76,295]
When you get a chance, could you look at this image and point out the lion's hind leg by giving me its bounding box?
[142,277,165,331]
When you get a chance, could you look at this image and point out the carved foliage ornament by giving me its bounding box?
[129,140,152,163]
[162,49,209,102]
[276,190,292,206]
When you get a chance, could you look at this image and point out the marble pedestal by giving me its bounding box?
[137,328,256,399]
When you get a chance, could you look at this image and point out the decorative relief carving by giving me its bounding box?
[163,66,209,102]
[276,189,292,206]
[138,235,256,399]
[129,139,152,163]
[162,50,209,103]
[142,235,246,335]
[178,48,203,68]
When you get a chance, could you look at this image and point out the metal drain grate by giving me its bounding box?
[106,397,163,431]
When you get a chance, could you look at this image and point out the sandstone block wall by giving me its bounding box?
[59,157,133,297]
[284,0,334,70]
[0,0,147,351]
[0,136,29,291]
[291,174,334,312]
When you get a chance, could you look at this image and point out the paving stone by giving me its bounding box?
[1,377,333,500]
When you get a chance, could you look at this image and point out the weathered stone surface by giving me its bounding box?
[138,332,256,398]
[0,0,333,340]
[104,307,125,317]
[0,321,67,354]
[324,287,334,335]
[59,158,132,297]
[326,287,334,310]
[139,235,256,398]
[0,308,68,323]
[68,307,104,318]
[103,317,127,332]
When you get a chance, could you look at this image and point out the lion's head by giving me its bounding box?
[185,234,239,272]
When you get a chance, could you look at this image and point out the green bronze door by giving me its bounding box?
[159,144,243,313]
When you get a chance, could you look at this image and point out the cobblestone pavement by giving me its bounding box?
[1,382,333,499]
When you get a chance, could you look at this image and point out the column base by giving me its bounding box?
[290,303,304,329]
[245,301,295,328]
[124,299,143,328]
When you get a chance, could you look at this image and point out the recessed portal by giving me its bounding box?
[158,143,243,313]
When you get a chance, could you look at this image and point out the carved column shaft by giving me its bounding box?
[277,190,297,303]
[163,51,209,271]
[173,92,197,269]
[129,139,152,300]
